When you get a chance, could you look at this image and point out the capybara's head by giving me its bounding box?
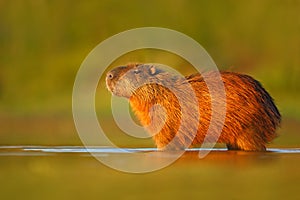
[106,63,173,98]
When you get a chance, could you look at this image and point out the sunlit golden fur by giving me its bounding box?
[106,63,281,151]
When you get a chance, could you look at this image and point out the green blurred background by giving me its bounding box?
[0,1,299,199]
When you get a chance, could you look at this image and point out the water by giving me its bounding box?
[1,146,299,199]
[1,145,299,156]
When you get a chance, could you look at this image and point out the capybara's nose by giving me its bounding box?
[106,71,114,80]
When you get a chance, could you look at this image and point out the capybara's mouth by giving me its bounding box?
[105,80,115,94]
[105,78,124,97]
[105,71,115,93]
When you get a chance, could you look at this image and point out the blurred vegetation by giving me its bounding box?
[0,0,299,146]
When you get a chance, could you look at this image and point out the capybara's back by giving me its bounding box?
[188,71,281,151]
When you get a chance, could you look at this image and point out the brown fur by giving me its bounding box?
[106,63,281,151]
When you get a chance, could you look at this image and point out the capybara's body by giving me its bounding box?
[106,64,281,151]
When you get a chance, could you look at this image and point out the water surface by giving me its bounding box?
[1,146,299,200]
[0,145,299,156]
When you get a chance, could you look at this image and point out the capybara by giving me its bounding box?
[106,63,281,151]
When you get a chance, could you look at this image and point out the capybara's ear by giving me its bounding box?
[149,65,157,75]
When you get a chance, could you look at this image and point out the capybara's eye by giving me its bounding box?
[149,66,157,75]
[134,69,140,74]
